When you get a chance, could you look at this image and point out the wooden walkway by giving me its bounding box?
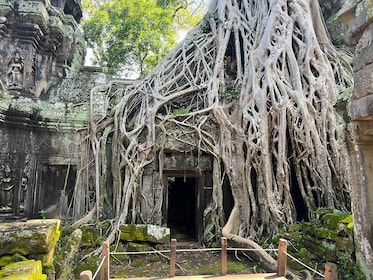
[117,274,287,280]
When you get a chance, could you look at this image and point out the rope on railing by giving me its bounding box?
[227,248,278,252]
[92,255,106,280]
[175,248,220,253]
[109,247,278,255]
[110,250,171,255]
[284,252,325,278]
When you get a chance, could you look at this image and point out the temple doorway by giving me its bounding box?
[167,176,197,240]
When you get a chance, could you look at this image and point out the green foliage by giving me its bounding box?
[338,87,353,102]
[219,86,240,102]
[172,107,189,116]
[337,252,365,280]
[83,0,175,76]
[83,0,203,77]
[39,209,47,219]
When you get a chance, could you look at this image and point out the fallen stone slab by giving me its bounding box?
[119,224,170,244]
[0,219,61,262]
[0,259,46,280]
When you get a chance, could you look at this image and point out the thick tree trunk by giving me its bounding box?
[83,0,353,273]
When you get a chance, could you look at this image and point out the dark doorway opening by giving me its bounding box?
[167,176,196,240]
[39,165,77,218]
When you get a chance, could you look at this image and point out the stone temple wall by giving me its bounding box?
[345,0,373,276]
[0,65,112,220]
[0,0,112,221]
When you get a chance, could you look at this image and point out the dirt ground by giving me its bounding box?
[110,241,268,279]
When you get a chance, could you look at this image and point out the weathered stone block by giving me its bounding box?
[349,0,373,37]
[0,259,46,280]
[351,94,373,120]
[353,64,373,100]
[353,41,373,71]
[127,242,153,252]
[0,219,60,262]
[119,224,170,244]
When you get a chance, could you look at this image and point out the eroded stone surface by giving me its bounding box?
[0,219,60,263]
[119,224,170,244]
[0,0,84,99]
[0,259,46,280]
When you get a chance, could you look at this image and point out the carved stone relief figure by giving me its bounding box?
[6,50,24,89]
[0,164,14,212]
[19,158,32,213]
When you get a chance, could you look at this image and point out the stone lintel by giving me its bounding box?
[10,22,44,48]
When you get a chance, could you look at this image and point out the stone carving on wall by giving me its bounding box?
[6,50,24,90]
[0,140,34,220]
[0,164,15,213]
[20,159,32,212]
[0,0,84,99]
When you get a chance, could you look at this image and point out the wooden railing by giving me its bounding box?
[80,238,338,280]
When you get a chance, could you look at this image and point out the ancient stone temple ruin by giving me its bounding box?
[320,0,373,271]
[347,0,373,270]
[0,0,372,276]
[0,0,108,221]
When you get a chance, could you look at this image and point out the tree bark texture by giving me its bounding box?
[82,0,353,270]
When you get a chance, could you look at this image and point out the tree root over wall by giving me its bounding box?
[76,0,353,273]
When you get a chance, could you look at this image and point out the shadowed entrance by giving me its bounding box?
[167,176,197,240]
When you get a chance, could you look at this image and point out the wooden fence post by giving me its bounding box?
[102,241,110,280]
[324,262,338,280]
[80,270,92,280]
[221,237,227,276]
[277,239,287,276]
[170,239,177,278]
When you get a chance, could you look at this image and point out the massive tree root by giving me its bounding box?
[82,0,353,272]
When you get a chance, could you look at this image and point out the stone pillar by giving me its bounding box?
[349,1,373,276]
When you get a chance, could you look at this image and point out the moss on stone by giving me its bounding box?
[119,224,170,244]
[322,212,350,230]
[0,260,46,280]
[0,255,13,267]
[314,228,338,240]
[79,225,103,247]
[340,214,354,229]
[127,242,153,252]
[0,219,61,260]
[120,224,145,241]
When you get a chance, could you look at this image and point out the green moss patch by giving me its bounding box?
[119,224,170,244]
[0,260,46,280]
[0,219,61,259]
